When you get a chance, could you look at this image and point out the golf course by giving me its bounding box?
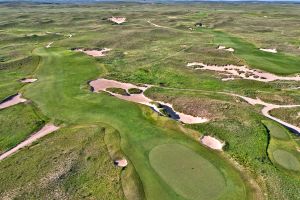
[0,1,300,199]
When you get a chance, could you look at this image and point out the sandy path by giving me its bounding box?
[0,124,60,161]
[0,94,27,110]
[46,42,53,48]
[89,78,208,124]
[147,20,165,28]
[201,136,224,150]
[187,62,300,82]
[228,93,300,134]
[218,45,235,52]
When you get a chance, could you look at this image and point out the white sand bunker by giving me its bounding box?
[0,93,27,110]
[114,159,128,167]
[259,48,277,53]
[0,123,60,161]
[20,78,37,83]
[228,93,300,134]
[46,42,53,48]
[89,78,207,124]
[108,17,126,24]
[74,48,111,57]
[187,62,300,82]
[218,45,235,52]
[200,136,225,150]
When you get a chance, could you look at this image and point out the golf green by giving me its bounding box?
[149,143,226,200]
[272,150,300,171]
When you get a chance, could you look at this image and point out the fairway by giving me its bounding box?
[149,144,226,200]
[1,1,300,199]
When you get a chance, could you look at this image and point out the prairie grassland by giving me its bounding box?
[0,2,300,200]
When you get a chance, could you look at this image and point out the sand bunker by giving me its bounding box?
[218,45,235,52]
[259,48,277,53]
[74,48,111,57]
[89,78,207,124]
[108,17,126,24]
[0,93,27,110]
[20,78,37,83]
[157,101,208,124]
[114,159,128,167]
[147,20,164,28]
[187,62,300,82]
[200,136,224,150]
[0,123,60,161]
[229,93,300,135]
[46,42,53,48]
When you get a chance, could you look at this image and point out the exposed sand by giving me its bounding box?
[0,124,60,161]
[200,136,224,150]
[89,78,208,124]
[115,159,128,167]
[157,101,209,124]
[75,48,111,57]
[0,94,27,110]
[108,17,126,24]
[228,93,300,134]
[187,62,300,82]
[218,45,235,52]
[46,42,53,48]
[20,78,37,83]
[259,48,277,53]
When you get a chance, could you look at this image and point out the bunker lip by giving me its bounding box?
[200,136,225,150]
[74,48,111,57]
[187,62,300,82]
[0,93,27,110]
[108,17,126,24]
[89,78,208,124]
[0,123,60,161]
[228,93,300,135]
[20,78,37,83]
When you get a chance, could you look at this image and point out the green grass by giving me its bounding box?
[149,143,227,200]
[261,120,290,140]
[128,88,143,94]
[18,47,255,200]
[0,103,45,154]
[272,150,300,171]
[106,87,130,96]
[262,120,300,174]
[1,2,300,199]
[0,125,125,199]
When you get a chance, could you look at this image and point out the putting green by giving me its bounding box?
[149,143,226,200]
[272,150,300,171]
[262,120,290,140]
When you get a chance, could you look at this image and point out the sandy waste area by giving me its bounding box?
[89,78,208,124]
[75,48,111,57]
[0,124,60,161]
[187,62,300,82]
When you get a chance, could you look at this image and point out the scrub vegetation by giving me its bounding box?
[0,2,299,200]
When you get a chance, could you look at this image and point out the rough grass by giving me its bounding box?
[0,103,45,154]
[0,125,125,199]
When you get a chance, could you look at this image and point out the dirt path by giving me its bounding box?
[0,124,60,161]
[228,93,300,134]
[0,94,27,110]
[46,42,53,48]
